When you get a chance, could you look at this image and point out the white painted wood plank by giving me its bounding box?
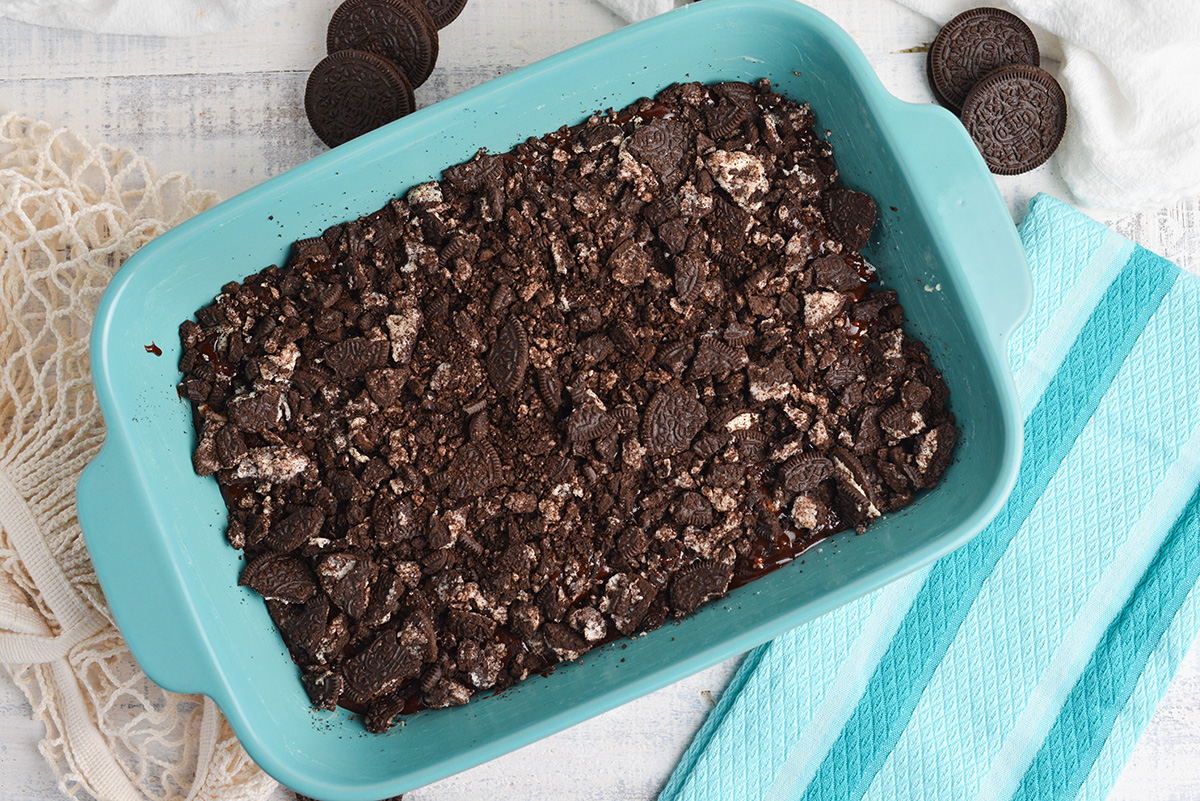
[1099,636,1200,801]
[0,671,64,800]
[405,660,741,801]
[0,658,739,800]
[0,0,622,81]
[0,20,1083,228]
[0,69,523,202]
[0,0,960,83]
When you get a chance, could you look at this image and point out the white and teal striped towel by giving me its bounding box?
[659,193,1200,801]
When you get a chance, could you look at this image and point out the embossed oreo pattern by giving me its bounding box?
[821,189,877,252]
[487,314,529,394]
[928,7,1040,111]
[419,0,468,29]
[643,382,708,456]
[305,50,415,148]
[327,0,439,88]
[961,64,1066,175]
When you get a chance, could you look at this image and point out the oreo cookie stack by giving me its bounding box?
[305,0,470,148]
[927,7,1067,175]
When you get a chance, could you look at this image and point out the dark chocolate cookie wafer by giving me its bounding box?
[328,0,439,89]
[960,64,1066,175]
[305,49,416,148]
[822,188,877,252]
[419,0,468,29]
[928,7,1039,111]
[820,188,878,250]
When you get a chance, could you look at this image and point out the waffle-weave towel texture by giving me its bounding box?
[659,193,1200,801]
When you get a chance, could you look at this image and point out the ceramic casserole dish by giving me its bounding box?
[77,0,1030,796]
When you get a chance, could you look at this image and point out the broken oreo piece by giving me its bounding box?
[487,315,530,394]
[342,629,423,703]
[643,383,708,456]
[822,189,877,252]
[239,553,318,604]
[267,508,325,553]
[670,560,733,616]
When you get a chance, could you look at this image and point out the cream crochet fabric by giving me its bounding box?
[0,115,278,801]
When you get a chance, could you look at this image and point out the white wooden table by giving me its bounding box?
[1,1,1198,798]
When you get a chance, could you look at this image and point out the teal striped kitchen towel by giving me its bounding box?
[659,193,1200,801]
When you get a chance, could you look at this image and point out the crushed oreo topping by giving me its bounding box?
[181,79,956,732]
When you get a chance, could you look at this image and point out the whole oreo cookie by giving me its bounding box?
[305,49,416,148]
[960,64,1066,175]
[928,7,1039,111]
[328,0,439,89]
[419,0,469,29]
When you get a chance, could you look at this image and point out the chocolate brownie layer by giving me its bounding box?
[179,80,956,732]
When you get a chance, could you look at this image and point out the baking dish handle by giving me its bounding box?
[77,442,221,697]
[891,100,1033,356]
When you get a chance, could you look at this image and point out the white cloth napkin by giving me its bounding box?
[597,0,1200,213]
[0,0,286,35]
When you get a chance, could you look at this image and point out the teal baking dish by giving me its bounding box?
[77,0,1030,797]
